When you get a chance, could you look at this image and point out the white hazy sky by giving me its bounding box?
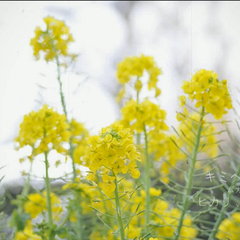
[1,2,240,193]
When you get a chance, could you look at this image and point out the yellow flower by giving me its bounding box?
[179,95,186,107]
[84,123,140,190]
[181,69,232,120]
[150,187,162,196]
[176,107,188,122]
[216,212,240,239]
[30,16,75,62]
[125,224,141,239]
[120,98,168,133]
[15,104,70,156]
[116,54,162,101]
[100,174,116,194]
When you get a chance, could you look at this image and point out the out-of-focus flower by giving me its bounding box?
[30,16,76,62]
[120,99,168,133]
[216,212,240,240]
[15,220,40,240]
[116,54,162,101]
[24,191,62,219]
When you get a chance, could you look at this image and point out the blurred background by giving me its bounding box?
[0,1,240,196]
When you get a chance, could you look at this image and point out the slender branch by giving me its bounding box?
[114,177,125,240]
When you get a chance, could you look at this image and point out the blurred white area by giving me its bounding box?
[0,2,240,192]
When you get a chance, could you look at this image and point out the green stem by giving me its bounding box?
[44,152,55,240]
[75,201,83,240]
[114,177,125,240]
[143,124,151,237]
[173,107,205,240]
[69,138,77,181]
[208,161,240,239]
[55,55,82,239]
[56,56,67,117]
[55,56,77,182]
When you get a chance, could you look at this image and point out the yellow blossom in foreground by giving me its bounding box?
[84,123,140,194]
[216,212,240,240]
[121,98,168,133]
[30,16,75,62]
[116,54,162,101]
[15,104,70,156]
[182,69,232,119]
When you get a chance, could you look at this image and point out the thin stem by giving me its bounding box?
[69,138,77,181]
[56,56,67,117]
[143,124,151,237]
[55,56,77,183]
[114,177,125,240]
[44,152,55,240]
[173,107,205,240]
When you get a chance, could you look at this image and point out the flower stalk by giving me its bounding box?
[143,124,151,236]
[173,107,205,240]
[44,151,54,240]
[114,177,125,240]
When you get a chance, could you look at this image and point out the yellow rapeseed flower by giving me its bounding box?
[15,104,70,156]
[116,54,162,101]
[182,69,232,120]
[216,212,240,239]
[120,98,168,133]
[30,16,76,62]
[84,123,140,194]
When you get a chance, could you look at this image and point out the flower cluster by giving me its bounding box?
[30,16,75,62]
[116,54,162,101]
[181,69,232,119]
[216,212,240,239]
[84,123,140,193]
[120,99,168,133]
[15,104,70,156]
